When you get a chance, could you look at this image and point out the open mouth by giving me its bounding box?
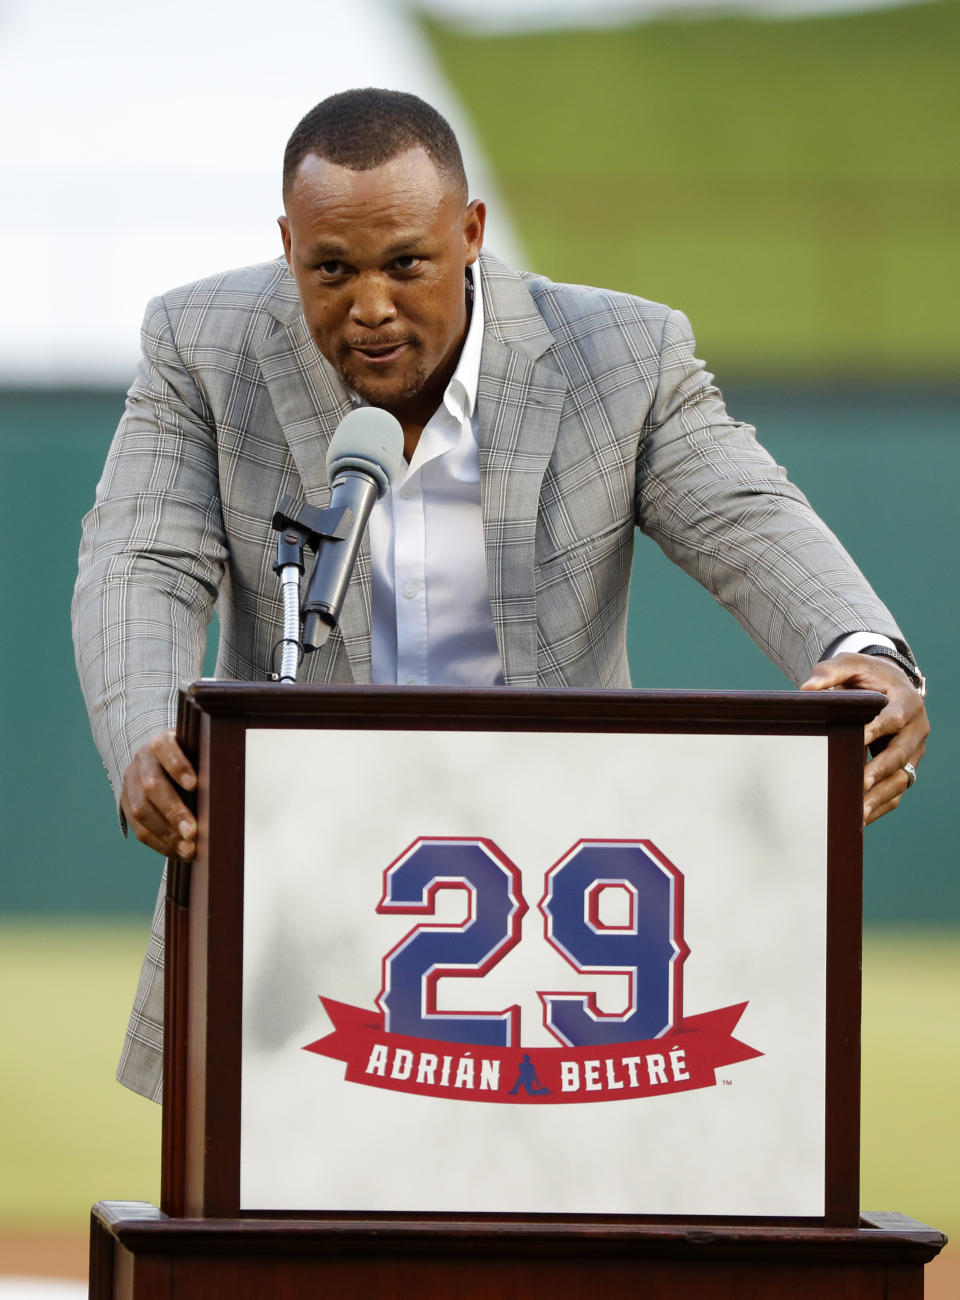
[349,340,411,365]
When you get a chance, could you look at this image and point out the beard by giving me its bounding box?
[334,339,429,412]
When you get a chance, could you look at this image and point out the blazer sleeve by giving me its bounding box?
[635,309,910,684]
[72,295,227,810]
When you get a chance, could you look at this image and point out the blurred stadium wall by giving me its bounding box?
[1,0,956,923]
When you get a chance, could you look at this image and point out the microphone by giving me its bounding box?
[301,407,404,652]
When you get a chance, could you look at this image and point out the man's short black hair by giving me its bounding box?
[283,88,468,202]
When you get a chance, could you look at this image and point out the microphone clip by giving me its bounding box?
[270,495,356,683]
[271,495,355,558]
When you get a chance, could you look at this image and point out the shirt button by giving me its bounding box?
[400,486,414,500]
[402,581,418,599]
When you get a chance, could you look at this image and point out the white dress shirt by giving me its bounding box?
[823,631,896,659]
[368,269,503,687]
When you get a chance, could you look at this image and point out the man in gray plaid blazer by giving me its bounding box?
[74,90,928,1102]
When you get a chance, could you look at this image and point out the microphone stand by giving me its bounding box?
[269,494,355,683]
[272,525,305,684]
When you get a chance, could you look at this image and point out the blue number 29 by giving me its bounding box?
[376,838,685,1048]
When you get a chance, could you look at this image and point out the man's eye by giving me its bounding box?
[393,255,420,271]
[317,261,345,277]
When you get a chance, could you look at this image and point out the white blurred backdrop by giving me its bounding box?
[0,0,521,384]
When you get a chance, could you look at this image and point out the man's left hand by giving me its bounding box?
[801,652,928,826]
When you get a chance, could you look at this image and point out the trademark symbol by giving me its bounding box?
[721,1078,733,1087]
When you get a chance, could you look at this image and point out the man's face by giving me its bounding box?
[279,147,485,422]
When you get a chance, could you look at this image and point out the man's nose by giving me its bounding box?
[350,275,397,330]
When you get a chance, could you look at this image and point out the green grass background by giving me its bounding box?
[0,921,956,1236]
[424,0,958,379]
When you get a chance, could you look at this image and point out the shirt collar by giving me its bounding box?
[445,264,483,422]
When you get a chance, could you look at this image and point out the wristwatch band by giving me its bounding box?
[859,644,926,697]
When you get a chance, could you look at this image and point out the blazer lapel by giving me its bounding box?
[256,287,373,682]
[476,254,566,687]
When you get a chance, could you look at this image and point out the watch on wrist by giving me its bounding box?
[859,644,926,697]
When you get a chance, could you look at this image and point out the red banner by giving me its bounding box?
[304,999,761,1105]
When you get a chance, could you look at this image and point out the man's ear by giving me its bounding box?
[463,200,486,265]
[278,216,293,270]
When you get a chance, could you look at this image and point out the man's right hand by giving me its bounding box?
[121,729,198,859]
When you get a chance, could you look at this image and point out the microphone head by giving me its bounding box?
[326,407,404,497]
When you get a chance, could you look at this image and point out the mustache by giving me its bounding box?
[343,333,416,349]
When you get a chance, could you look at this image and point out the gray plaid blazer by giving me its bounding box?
[74,250,904,1100]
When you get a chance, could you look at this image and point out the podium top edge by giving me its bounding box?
[91,1201,947,1261]
[179,682,885,730]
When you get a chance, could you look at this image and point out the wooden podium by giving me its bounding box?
[90,684,946,1297]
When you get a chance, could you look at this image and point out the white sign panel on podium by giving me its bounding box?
[240,727,827,1217]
